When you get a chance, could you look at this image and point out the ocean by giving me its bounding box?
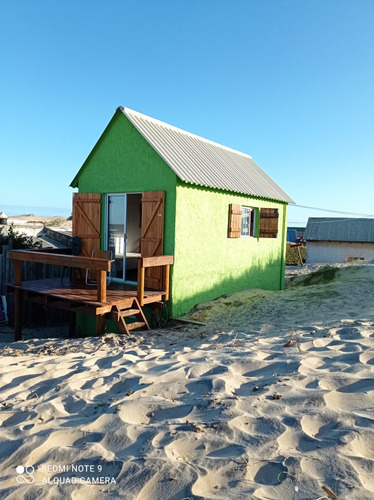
[1,205,71,218]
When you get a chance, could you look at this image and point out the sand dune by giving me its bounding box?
[0,263,373,499]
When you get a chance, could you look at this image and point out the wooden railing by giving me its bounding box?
[9,250,174,306]
[9,250,114,302]
[9,250,174,340]
[137,255,174,306]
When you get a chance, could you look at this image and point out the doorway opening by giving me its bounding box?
[106,193,142,284]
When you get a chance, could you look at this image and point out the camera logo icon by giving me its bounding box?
[16,465,35,484]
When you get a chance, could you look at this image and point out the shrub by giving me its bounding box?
[0,223,41,252]
[286,242,306,265]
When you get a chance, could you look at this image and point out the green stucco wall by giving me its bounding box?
[170,182,288,317]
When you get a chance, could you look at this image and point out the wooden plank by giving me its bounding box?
[110,309,138,322]
[14,260,22,286]
[174,317,206,326]
[163,264,170,301]
[228,204,242,238]
[72,193,101,257]
[96,314,106,335]
[126,321,146,331]
[69,312,76,338]
[259,208,279,238]
[142,292,164,304]
[14,288,22,341]
[13,259,23,341]
[141,191,164,290]
[137,261,145,306]
[112,297,139,311]
[97,270,107,302]
[140,255,174,268]
[10,250,113,272]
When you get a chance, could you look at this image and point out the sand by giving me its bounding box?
[0,262,373,499]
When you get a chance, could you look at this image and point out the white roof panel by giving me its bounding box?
[120,107,294,204]
[304,218,374,242]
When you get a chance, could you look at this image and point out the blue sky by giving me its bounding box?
[1,0,373,225]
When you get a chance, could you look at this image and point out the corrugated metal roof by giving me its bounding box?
[120,107,294,204]
[304,218,374,243]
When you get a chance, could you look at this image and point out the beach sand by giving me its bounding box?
[0,263,373,499]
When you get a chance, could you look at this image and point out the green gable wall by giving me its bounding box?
[170,181,287,317]
[73,110,177,256]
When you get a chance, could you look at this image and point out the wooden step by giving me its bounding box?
[126,321,146,331]
[110,309,140,322]
[111,298,150,335]
[120,308,140,317]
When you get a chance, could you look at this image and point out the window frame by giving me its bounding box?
[240,206,257,238]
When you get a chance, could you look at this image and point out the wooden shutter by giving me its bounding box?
[228,204,242,238]
[72,193,101,256]
[259,208,279,238]
[141,191,165,290]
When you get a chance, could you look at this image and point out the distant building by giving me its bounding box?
[287,226,305,243]
[0,212,8,225]
[304,217,374,263]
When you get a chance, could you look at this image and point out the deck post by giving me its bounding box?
[163,264,170,301]
[137,259,145,306]
[97,271,107,302]
[69,312,76,338]
[96,314,106,336]
[14,260,22,341]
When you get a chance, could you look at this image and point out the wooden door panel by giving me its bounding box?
[141,191,164,290]
[72,193,101,257]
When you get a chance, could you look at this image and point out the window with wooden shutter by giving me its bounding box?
[259,208,279,238]
[228,204,242,238]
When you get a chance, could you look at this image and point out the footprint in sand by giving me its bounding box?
[359,350,374,365]
[185,379,213,396]
[348,456,374,493]
[0,438,24,463]
[300,413,352,447]
[243,360,300,381]
[61,394,86,414]
[206,444,246,458]
[1,410,37,427]
[338,378,374,394]
[338,343,363,353]
[341,432,374,460]
[245,460,288,486]
[278,418,320,453]
[311,338,332,349]
[298,356,325,376]
[94,354,125,369]
[334,326,364,340]
[152,403,193,422]
[324,389,373,412]
[354,416,374,429]
[330,352,362,366]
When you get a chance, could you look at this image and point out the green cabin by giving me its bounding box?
[71,106,294,323]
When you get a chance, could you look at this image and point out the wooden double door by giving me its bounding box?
[73,191,165,289]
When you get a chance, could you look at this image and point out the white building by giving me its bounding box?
[304,217,374,264]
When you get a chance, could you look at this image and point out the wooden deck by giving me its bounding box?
[8,278,166,315]
[8,250,173,340]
